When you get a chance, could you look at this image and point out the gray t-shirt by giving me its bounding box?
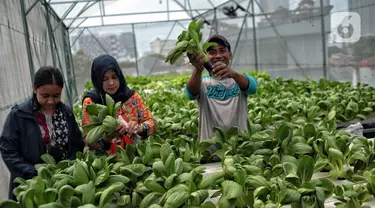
[185,73,258,141]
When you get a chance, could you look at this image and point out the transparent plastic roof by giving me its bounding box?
[48,0,233,28]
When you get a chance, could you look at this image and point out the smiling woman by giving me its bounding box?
[0,66,84,200]
[81,54,157,155]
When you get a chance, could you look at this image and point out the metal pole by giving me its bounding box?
[132,24,139,76]
[167,0,170,21]
[251,0,258,72]
[62,26,75,105]
[44,3,57,66]
[232,14,248,66]
[215,8,218,34]
[320,0,328,79]
[231,0,252,68]
[66,30,79,101]
[209,8,216,36]
[20,0,35,82]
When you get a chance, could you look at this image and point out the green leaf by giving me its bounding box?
[170,50,184,65]
[117,195,131,207]
[251,132,270,141]
[39,203,64,208]
[301,195,317,208]
[253,186,269,198]
[82,181,95,204]
[82,122,102,133]
[221,180,243,199]
[95,164,113,186]
[303,123,316,139]
[328,148,344,161]
[186,39,198,54]
[327,110,336,121]
[276,124,292,141]
[292,143,313,155]
[314,159,329,172]
[283,162,297,175]
[105,94,115,116]
[86,104,99,116]
[281,189,301,204]
[297,155,315,183]
[85,125,104,145]
[41,154,56,166]
[202,42,218,52]
[0,200,21,208]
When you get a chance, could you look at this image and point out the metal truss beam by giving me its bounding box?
[70,28,86,47]
[63,9,212,21]
[172,0,193,18]
[48,0,115,4]
[68,18,88,34]
[25,0,41,15]
[68,14,247,29]
[207,0,215,7]
[192,0,234,19]
[53,2,77,32]
[67,1,93,28]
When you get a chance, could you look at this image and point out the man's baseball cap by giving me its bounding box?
[206,34,231,52]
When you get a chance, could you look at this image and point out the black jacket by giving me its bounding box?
[0,99,84,200]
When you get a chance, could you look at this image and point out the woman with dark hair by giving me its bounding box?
[0,66,84,200]
[82,54,156,155]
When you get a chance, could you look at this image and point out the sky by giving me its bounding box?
[50,0,350,56]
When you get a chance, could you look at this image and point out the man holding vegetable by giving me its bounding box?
[185,34,258,151]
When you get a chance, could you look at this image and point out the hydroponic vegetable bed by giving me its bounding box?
[202,161,375,207]
[2,72,375,208]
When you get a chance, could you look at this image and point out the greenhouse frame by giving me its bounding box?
[1,0,375,206]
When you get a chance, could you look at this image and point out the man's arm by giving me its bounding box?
[185,52,206,100]
[234,73,257,96]
[232,71,250,91]
[186,69,203,99]
[212,62,256,95]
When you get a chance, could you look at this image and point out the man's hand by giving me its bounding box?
[187,52,205,71]
[212,61,237,79]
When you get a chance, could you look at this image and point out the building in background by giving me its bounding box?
[71,32,135,62]
[149,38,177,57]
[259,0,289,13]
